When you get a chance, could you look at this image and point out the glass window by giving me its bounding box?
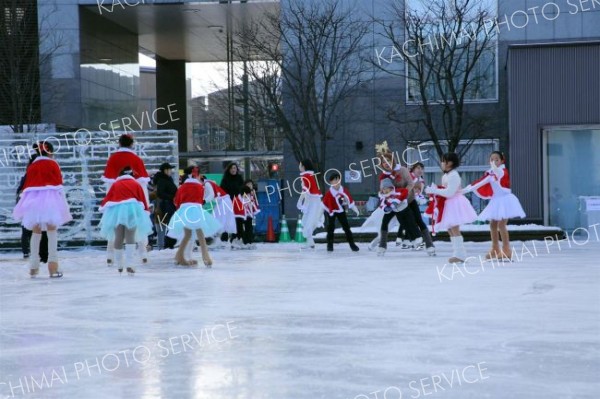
[544,127,600,231]
[405,0,498,103]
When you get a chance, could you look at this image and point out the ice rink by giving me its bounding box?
[1,239,599,399]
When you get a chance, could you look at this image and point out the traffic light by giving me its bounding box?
[268,162,280,178]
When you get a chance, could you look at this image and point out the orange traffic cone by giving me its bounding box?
[266,215,276,243]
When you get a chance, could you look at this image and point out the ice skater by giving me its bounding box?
[403,162,436,256]
[377,178,410,255]
[102,134,151,265]
[202,174,237,249]
[99,167,153,275]
[364,141,423,251]
[232,179,260,250]
[297,159,324,249]
[168,172,222,266]
[463,151,526,260]
[425,153,477,264]
[13,142,72,278]
[219,162,244,246]
[322,172,360,252]
[16,152,49,262]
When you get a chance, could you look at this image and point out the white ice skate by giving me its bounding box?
[426,246,436,256]
[368,237,380,251]
[377,247,386,256]
[300,237,316,250]
[230,238,243,250]
[412,237,424,251]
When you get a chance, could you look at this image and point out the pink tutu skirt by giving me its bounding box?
[437,194,477,231]
[13,188,72,230]
[479,192,526,221]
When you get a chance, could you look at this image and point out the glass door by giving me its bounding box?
[543,127,600,231]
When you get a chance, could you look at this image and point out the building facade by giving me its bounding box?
[279,0,600,229]
[2,0,599,229]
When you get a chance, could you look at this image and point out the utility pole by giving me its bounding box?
[243,59,250,180]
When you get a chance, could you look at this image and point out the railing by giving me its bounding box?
[0,130,178,249]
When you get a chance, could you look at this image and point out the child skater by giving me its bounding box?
[99,167,153,275]
[396,162,427,248]
[364,141,423,251]
[232,180,260,250]
[425,153,477,263]
[102,134,151,265]
[13,142,72,278]
[405,162,436,256]
[168,172,222,266]
[377,178,410,255]
[297,159,324,249]
[463,151,525,260]
[322,172,360,252]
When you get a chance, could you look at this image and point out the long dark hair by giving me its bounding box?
[300,159,314,171]
[441,152,460,170]
[220,162,244,197]
[223,162,239,176]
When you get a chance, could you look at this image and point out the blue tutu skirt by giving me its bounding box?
[99,202,153,242]
[167,204,222,239]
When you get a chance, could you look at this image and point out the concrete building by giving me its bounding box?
[26,0,278,156]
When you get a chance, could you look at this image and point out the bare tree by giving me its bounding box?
[234,0,370,173]
[200,76,285,152]
[0,0,63,133]
[376,0,497,159]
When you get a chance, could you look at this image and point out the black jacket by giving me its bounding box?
[153,172,178,201]
[220,173,244,199]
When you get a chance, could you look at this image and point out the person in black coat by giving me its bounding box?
[16,154,48,261]
[153,162,178,249]
[219,162,244,242]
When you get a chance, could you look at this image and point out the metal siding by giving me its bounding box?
[508,44,600,220]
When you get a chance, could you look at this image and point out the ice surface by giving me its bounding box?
[314,223,562,238]
[0,240,599,399]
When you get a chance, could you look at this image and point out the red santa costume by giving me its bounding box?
[13,153,72,276]
[102,146,150,263]
[322,184,360,252]
[13,156,72,230]
[378,187,409,212]
[296,170,324,247]
[467,164,526,221]
[232,189,260,247]
[99,175,153,243]
[424,186,446,235]
[233,191,261,220]
[167,179,222,240]
[102,148,150,187]
[322,186,358,216]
